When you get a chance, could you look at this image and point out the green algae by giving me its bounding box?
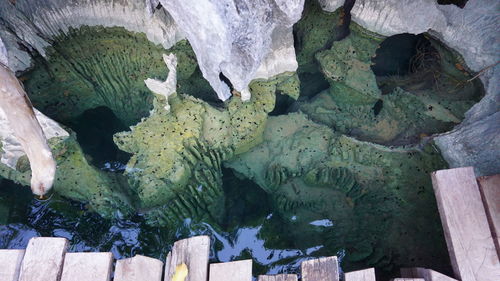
[299,23,483,145]
[0,133,132,217]
[226,112,450,272]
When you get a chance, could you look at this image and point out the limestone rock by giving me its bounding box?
[0,0,183,72]
[318,0,499,175]
[159,0,304,101]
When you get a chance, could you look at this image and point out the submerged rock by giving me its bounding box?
[319,0,499,175]
[299,23,482,145]
[226,112,449,271]
[114,72,299,225]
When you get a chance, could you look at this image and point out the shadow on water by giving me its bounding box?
[0,169,334,277]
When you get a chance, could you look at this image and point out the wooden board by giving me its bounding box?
[115,255,164,281]
[258,274,298,281]
[209,260,252,281]
[301,256,339,281]
[478,174,500,256]
[431,167,500,281]
[344,268,375,281]
[18,237,68,281]
[60,252,113,281]
[401,267,457,281]
[164,236,210,281]
[0,249,25,281]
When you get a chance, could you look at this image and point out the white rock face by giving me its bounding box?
[0,0,184,72]
[144,53,178,111]
[159,0,304,101]
[317,0,344,12]
[0,37,7,67]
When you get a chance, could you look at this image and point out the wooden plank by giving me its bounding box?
[301,256,339,281]
[478,174,500,256]
[209,260,252,281]
[431,167,500,281]
[344,268,375,281]
[258,274,298,281]
[164,236,210,281]
[18,237,68,281]
[400,267,457,281]
[60,252,113,281]
[0,249,25,281]
[115,255,164,281]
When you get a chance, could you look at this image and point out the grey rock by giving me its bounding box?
[317,0,343,12]
[159,0,304,101]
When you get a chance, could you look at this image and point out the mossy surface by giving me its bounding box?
[299,23,483,145]
[113,71,294,225]
[23,27,219,127]
[226,112,450,273]
[0,133,132,217]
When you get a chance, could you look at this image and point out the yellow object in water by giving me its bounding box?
[172,263,188,281]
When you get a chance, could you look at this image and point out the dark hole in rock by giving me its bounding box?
[269,92,297,116]
[68,106,131,171]
[372,99,383,116]
[437,0,468,8]
[371,33,434,77]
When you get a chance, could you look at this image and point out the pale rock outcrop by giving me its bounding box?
[159,0,304,101]
[144,53,178,111]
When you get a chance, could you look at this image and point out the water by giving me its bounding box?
[0,171,339,278]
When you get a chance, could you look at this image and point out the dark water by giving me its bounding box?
[0,170,335,278]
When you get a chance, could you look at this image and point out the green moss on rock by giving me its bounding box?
[226,112,449,272]
[299,23,483,145]
[113,71,286,225]
[0,133,132,217]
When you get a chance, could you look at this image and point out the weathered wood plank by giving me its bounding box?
[431,167,500,281]
[115,255,164,281]
[344,268,375,281]
[60,252,113,281]
[478,174,500,256]
[301,256,339,281]
[401,267,457,281]
[258,274,298,281]
[392,279,425,281]
[209,260,252,281]
[164,236,210,281]
[0,249,25,281]
[18,237,68,281]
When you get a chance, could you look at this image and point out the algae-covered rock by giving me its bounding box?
[0,132,132,217]
[299,22,483,145]
[114,72,297,225]
[293,0,347,97]
[226,112,449,270]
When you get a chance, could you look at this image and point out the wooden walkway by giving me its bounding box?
[0,167,498,281]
